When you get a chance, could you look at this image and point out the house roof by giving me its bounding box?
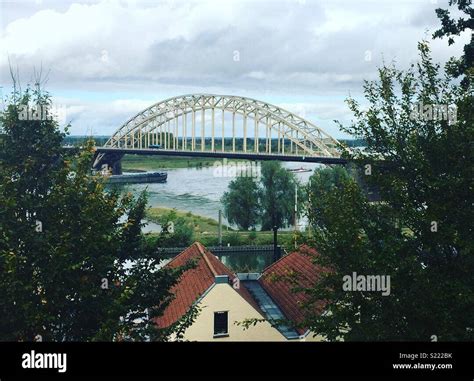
[155,242,262,328]
[258,245,326,335]
[242,280,300,339]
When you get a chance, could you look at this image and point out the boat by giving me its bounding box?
[287,167,312,173]
[106,171,168,184]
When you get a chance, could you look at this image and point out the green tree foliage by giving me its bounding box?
[433,0,473,88]
[308,166,350,211]
[302,39,473,340]
[221,176,260,230]
[155,210,194,247]
[0,85,194,341]
[221,162,301,231]
[259,161,301,231]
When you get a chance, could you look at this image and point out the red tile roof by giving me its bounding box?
[155,242,262,328]
[259,245,326,335]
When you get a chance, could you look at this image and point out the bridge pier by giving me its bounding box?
[92,151,124,175]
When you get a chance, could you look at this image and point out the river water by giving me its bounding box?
[114,161,321,271]
[116,161,321,233]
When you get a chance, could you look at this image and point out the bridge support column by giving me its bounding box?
[183,112,187,150]
[174,115,178,150]
[254,117,258,153]
[211,108,215,151]
[201,108,205,151]
[192,110,195,150]
[277,123,281,153]
[232,111,236,152]
[92,152,125,175]
[221,109,225,152]
[243,111,247,152]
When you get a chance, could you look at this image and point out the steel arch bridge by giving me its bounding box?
[94,94,346,173]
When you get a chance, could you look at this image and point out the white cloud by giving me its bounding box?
[0,0,469,137]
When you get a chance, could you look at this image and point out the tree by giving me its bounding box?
[308,166,350,204]
[259,161,300,231]
[0,84,194,341]
[302,37,473,341]
[221,176,260,230]
[221,162,302,232]
[433,0,473,88]
[155,210,194,247]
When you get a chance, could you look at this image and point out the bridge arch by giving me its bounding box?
[105,94,342,157]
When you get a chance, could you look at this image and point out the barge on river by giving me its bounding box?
[106,172,168,184]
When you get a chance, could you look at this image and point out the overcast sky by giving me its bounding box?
[0,0,469,138]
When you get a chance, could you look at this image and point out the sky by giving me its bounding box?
[0,0,469,138]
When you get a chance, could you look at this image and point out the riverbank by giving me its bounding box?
[145,206,303,251]
[122,155,227,171]
[146,206,231,234]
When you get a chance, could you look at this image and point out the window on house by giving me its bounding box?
[213,311,228,337]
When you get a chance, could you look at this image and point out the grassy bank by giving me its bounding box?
[145,206,301,251]
[146,206,231,234]
[122,155,227,171]
[196,230,300,251]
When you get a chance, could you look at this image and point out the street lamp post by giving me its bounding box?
[273,225,279,262]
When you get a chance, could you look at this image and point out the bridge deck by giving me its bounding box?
[96,147,347,164]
